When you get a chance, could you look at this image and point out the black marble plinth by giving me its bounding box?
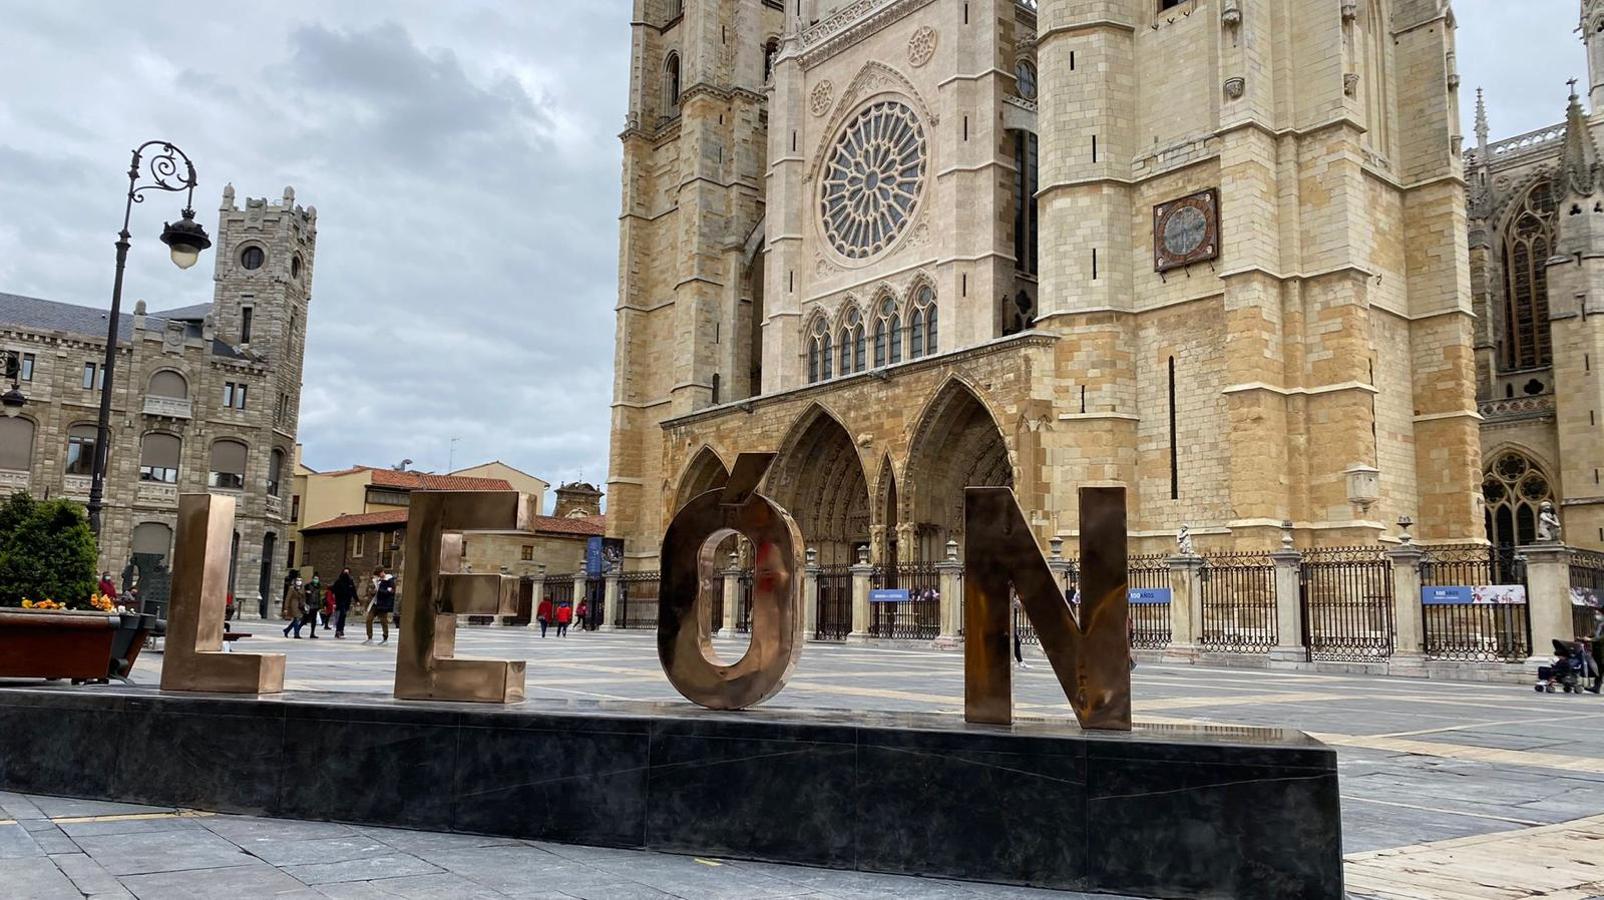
[0,688,1343,899]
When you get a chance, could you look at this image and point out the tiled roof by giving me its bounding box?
[0,291,137,341]
[155,303,212,320]
[302,509,410,533]
[321,465,512,492]
[530,514,606,537]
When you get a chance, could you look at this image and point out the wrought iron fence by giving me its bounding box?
[736,570,754,634]
[708,577,724,634]
[1016,553,1168,647]
[1570,548,1604,641]
[1300,547,1394,661]
[815,564,852,640]
[1420,545,1530,661]
[1199,552,1278,653]
[616,570,660,630]
[583,576,604,630]
[544,576,576,608]
[871,563,940,639]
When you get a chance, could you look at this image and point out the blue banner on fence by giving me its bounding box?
[870,589,911,603]
[585,537,604,576]
[1129,588,1171,605]
[1421,585,1527,605]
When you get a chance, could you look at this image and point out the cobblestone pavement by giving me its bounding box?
[4,624,1602,899]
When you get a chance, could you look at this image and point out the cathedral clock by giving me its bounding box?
[1153,188,1220,272]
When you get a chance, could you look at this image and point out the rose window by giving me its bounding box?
[819,100,927,260]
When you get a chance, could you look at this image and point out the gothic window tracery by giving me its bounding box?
[908,286,937,359]
[819,100,928,261]
[1501,178,1557,371]
[873,296,902,367]
[807,315,832,383]
[665,52,682,115]
[1483,451,1555,549]
[837,306,865,375]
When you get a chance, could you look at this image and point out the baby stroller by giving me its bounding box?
[1535,639,1595,694]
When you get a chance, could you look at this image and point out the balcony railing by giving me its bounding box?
[143,396,193,419]
[0,469,28,492]
[266,494,284,518]
[63,474,92,496]
[1477,395,1554,422]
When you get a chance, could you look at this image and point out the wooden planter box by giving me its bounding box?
[0,608,122,682]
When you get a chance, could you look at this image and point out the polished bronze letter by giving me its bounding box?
[394,490,530,703]
[161,493,285,694]
[659,453,805,709]
[964,486,1130,730]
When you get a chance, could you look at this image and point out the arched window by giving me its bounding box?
[837,306,865,375]
[908,287,937,359]
[65,424,98,475]
[268,447,285,497]
[1014,59,1037,100]
[209,439,248,490]
[764,38,779,82]
[667,0,683,18]
[1501,179,1557,371]
[140,433,181,484]
[1483,451,1555,549]
[665,52,682,114]
[132,522,173,566]
[807,316,831,383]
[873,296,902,367]
[147,370,187,399]
[0,416,35,472]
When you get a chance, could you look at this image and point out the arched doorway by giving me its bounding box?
[904,381,1013,560]
[676,446,730,508]
[766,406,871,567]
[129,522,173,615]
[259,532,277,619]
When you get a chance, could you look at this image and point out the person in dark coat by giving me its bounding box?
[331,569,358,639]
[364,569,395,644]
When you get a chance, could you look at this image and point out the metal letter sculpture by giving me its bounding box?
[394,491,531,703]
[965,486,1131,730]
[658,453,804,709]
[160,493,285,694]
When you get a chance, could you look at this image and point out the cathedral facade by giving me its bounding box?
[0,187,314,615]
[608,0,1482,568]
[1468,1,1604,554]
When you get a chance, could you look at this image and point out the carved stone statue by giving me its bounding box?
[1538,501,1563,543]
[1177,524,1196,557]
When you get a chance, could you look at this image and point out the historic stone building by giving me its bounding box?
[608,0,1482,568]
[1467,1,1604,553]
[0,186,315,616]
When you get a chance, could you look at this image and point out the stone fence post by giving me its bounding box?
[570,572,587,624]
[719,552,741,639]
[1269,526,1306,665]
[848,546,873,642]
[1166,555,1205,663]
[1388,543,1425,675]
[1522,543,1573,668]
[935,539,963,650]
[599,569,618,632]
[803,548,820,641]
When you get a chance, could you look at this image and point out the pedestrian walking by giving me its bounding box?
[576,599,589,632]
[1012,594,1029,670]
[556,601,573,637]
[1588,609,1604,695]
[307,573,324,626]
[97,572,117,603]
[365,568,395,644]
[536,596,553,638]
[332,568,358,639]
[279,570,298,621]
[282,576,309,638]
[320,585,335,629]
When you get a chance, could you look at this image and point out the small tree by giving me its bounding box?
[0,493,99,609]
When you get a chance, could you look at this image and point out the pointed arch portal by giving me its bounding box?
[904,382,1013,561]
[766,407,871,567]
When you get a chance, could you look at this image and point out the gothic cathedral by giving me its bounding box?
[608,0,1484,568]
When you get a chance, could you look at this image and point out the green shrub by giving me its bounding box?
[0,493,99,609]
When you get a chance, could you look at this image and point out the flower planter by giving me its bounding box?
[0,608,122,682]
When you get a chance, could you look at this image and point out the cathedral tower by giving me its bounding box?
[609,0,785,565]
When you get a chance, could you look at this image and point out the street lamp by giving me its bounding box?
[87,141,211,536]
[0,351,26,418]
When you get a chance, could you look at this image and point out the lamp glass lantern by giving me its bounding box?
[159,209,212,270]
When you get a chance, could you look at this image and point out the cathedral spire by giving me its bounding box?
[1474,88,1489,150]
[1562,79,1599,196]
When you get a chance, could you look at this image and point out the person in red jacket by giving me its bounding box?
[536,596,553,638]
[555,602,574,637]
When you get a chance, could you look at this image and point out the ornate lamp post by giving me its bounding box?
[87,141,212,536]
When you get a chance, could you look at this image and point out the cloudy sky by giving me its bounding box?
[0,1,1586,503]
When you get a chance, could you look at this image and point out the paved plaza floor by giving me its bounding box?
[4,623,1603,899]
